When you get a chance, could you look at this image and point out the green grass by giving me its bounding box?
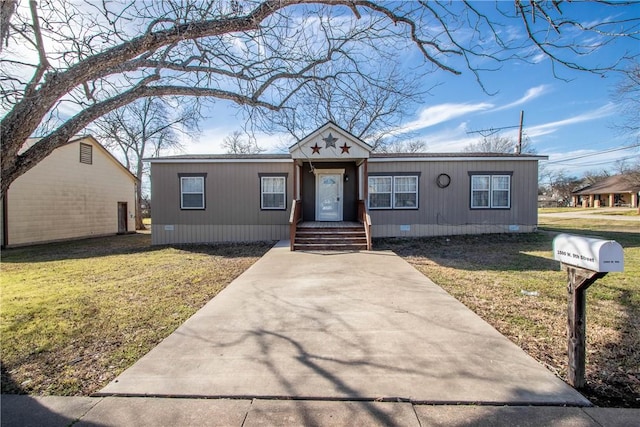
[1,234,273,396]
[539,207,597,214]
[596,210,639,216]
[379,220,640,408]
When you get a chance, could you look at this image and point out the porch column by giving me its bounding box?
[292,161,301,200]
[589,195,594,207]
[572,195,578,207]
[632,192,638,208]
[363,159,368,202]
[609,193,615,207]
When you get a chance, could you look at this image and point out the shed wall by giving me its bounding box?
[6,140,136,246]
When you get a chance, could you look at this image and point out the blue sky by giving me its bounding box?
[172,2,639,180]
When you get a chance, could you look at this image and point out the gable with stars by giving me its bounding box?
[289,122,372,160]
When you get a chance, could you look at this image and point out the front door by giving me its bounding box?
[117,202,128,234]
[316,173,343,221]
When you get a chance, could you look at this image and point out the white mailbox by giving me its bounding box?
[553,233,624,272]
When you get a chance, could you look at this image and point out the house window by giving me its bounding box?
[470,174,511,209]
[368,176,392,209]
[180,176,205,209]
[394,176,418,208]
[368,174,419,209]
[80,143,92,164]
[261,175,286,210]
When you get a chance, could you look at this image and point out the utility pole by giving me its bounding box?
[517,110,524,154]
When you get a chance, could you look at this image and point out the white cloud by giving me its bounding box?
[420,122,478,152]
[494,84,550,112]
[175,125,292,155]
[393,102,493,136]
[526,103,617,139]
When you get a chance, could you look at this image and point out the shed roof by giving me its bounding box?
[573,174,640,195]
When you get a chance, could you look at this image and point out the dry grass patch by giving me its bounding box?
[1,234,273,396]
[379,230,640,408]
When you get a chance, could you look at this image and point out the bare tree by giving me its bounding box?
[2,1,639,196]
[378,139,428,154]
[222,130,264,154]
[92,97,201,229]
[549,172,583,206]
[611,61,640,142]
[254,64,428,151]
[464,134,536,154]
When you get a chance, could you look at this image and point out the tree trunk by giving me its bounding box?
[135,161,145,230]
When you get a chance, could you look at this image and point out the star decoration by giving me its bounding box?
[311,143,321,154]
[340,143,351,154]
[323,133,338,148]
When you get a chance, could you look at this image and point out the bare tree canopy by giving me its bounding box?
[91,96,201,229]
[2,0,639,196]
[464,134,536,154]
[611,61,640,142]
[222,130,264,154]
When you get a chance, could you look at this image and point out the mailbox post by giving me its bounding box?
[553,234,624,388]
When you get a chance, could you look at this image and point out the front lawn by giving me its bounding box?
[1,234,273,396]
[380,224,640,408]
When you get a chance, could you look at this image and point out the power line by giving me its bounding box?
[543,143,640,165]
[550,154,639,168]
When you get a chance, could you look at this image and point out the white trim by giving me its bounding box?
[369,156,548,162]
[315,170,344,221]
[260,176,287,210]
[148,155,547,164]
[289,122,373,153]
[313,168,345,175]
[148,158,292,164]
[368,176,393,209]
[470,174,511,209]
[393,175,419,209]
[180,176,205,209]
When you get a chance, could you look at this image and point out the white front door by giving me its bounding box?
[316,173,343,221]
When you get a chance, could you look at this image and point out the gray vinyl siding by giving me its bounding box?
[367,159,539,237]
[151,161,293,244]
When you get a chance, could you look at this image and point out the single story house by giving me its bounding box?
[1,135,138,247]
[572,174,640,208]
[149,123,546,249]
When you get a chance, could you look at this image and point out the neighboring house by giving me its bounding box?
[1,135,138,247]
[572,174,640,208]
[149,122,546,249]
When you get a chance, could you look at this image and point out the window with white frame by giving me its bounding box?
[180,175,205,209]
[394,176,418,208]
[261,175,286,209]
[368,175,419,209]
[470,174,511,209]
[368,176,392,209]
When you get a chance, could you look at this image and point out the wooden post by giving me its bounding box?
[564,265,606,388]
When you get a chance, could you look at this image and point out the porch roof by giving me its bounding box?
[289,122,372,161]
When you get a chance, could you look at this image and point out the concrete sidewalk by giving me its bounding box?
[8,241,640,426]
[3,395,640,426]
[97,241,587,405]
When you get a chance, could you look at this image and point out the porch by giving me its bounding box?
[287,122,374,251]
[289,201,371,251]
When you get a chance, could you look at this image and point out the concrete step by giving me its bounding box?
[293,243,368,251]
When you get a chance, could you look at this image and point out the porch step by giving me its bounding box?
[293,225,368,251]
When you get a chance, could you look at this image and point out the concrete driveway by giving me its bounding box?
[99,241,589,406]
